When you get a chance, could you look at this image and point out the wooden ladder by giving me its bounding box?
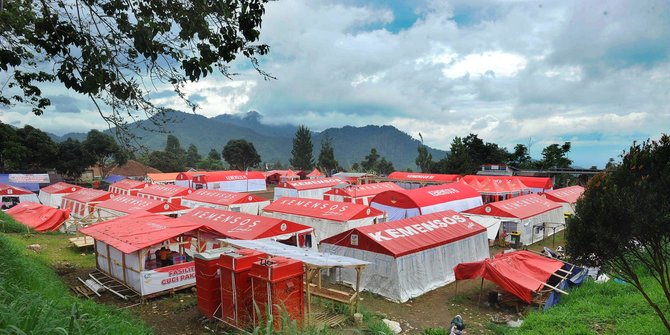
[89,270,140,303]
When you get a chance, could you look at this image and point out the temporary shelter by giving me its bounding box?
[323,182,403,205]
[463,194,564,246]
[181,189,270,215]
[273,177,347,201]
[264,170,300,185]
[179,207,313,243]
[108,179,148,196]
[333,172,375,185]
[61,188,114,219]
[192,171,266,192]
[175,171,203,188]
[0,173,51,191]
[320,210,489,302]
[370,183,483,221]
[0,183,39,207]
[79,212,207,297]
[5,202,70,232]
[543,186,585,217]
[94,195,188,219]
[463,175,552,194]
[137,184,193,205]
[262,197,386,245]
[307,168,324,179]
[146,172,180,185]
[387,172,460,189]
[38,182,83,208]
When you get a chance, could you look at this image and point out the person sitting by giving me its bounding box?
[450,315,465,335]
[158,247,173,267]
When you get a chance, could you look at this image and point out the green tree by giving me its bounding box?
[223,139,261,171]
[186,144,202,168]
[14,125,59,172]
[0,122,28,172]
[509,143,533,169]
[378,157,395,175]
[208,149,222,162]
[56,138,96,180]
[1,1,271,142]
[163,135,186,170]
[361,148,380,172]
[566,135,670,332]
[539,142,573,187]
[436,137,475,174]
[317,136,338,175]
[462,133,509,170]
[82,130,128,177]
[148,150,182,172]
[415,133,433,172]
[290,125,314,170]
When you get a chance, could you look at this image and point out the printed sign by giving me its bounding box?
[367,213,471,242]
[141,262,196,295]
[9,174,50,183]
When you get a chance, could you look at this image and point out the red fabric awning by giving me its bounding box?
[5,202,70,232]
[454,250,564,303]
[370,182,481,209]
[62,188,113,203]
[543,186,585,204]
[96,195,188,214]
[263,197,384,222]
[182,189,267,205]
[39,182,82,194]
[463,194,561,219]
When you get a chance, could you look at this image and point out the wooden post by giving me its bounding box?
[106,244,112,276]
[477,277,484,306]
[354,266,362,313]
[305,267,313,326]
[318,269,322,289]
[122,252,128,285]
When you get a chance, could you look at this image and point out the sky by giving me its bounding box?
[1,0,669,168]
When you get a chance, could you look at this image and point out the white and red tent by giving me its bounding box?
[175,171,205,188]
[146,172,180,185]
[94,195,188,219]
[370,183,483,221]
[38,182,83,208]
[307,168,324,179]
[463,194,564,246]
[178,207,313,244]
[0,183,39,207]
[543,186,585,217]
[262,197,386,245]
[323,182,403,205]
[192,171,266,192]
[264,169,300,185]
[387,172,461,189]
[137,184,193,205]
[108,179,148,196]
[273,177,347,200]
[181,189,270,215]
[79,212,206,297]
[320,210,489,302]
[61,188,114,219]
[462,175,552,194]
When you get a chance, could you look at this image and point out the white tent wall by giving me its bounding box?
[174,180,191,188]
[236,201,270,215]
[463,214,502,240]
[324,194,345,202]
[420,197,483,216]
[560,202,576,216]
[321,231,490,302]
[264,212,381,245]
[39,192,66,208]
[16,193,39,204]
[297,187,333,200]
[94,207,126,220]
[370,202,420,222]
[203,180,266,192]
[273,187,298,200]
[393,182,424,190]
[125,251,142,292]
[96,240,109,273]
[93,240,142,292]
[247,179,266,192]
[501,207,565,245]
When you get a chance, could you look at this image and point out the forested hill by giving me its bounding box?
[48,110,447,170]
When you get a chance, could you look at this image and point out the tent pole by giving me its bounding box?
[454,280,458,295]
[354,266,362,313]
[477,277,484,306]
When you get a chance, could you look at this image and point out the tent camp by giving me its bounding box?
[307,168,324,179]
[175,171,205,188]
[108,179,148,196]
[370,183,483,221]
[79,212,207,297]
[137,184,193,205]
[181,189,270,214]
[273,177,347,201]
[0,183,39,208]
[94,195,188,219]
[6,202,71,232]
[463,176,552,194]
[323,182,403,205]
[333,172,375,185]
[38,182,83,208]
[387,172,460,189]
[543,186,585,217]
[264,170,300,185]
[179,207,313,244]
[463,194,564,246]
[320,210,489,302]
[146,172,180,185]
[262,197,386,245]
[192,171,266,192]
[61,188,114,219]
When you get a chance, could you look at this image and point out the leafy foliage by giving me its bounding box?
[566,135,670,332]
[290,125,314,170]
[415,133,433,172]
[0,122,58,173]
[186,144,201,168]
[317,136,339,175]
[82,130,128,177]
[223,139,261,171]
[359,148,394,175]
[56,138,96,180]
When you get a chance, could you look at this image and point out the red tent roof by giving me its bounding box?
[182,189,267,205]
[175,171,203,181]
[138,184,193,198]
[278,177,347,191]
[476,178,513,194]
[454,250,564,303]
[109,179,148,191]
[263,197,384,222]
[178,208,312,240]
[462,175,552,190]
[96,195,187,214]
[463,194,561,219]
[79,212,202,254]
[370,182,481,209]
[6,202,70,232]
[307,168,323,178]
[0,183,33,195]
[543,186,585,204]
[146,172,179,182]
[321,210,486,257]
[387,172,460,183]
[62,188,113,203]
[193,170,265,183]
[323,182,403,198]
[40,182,82,194]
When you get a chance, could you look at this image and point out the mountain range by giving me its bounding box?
[48,110,448,170]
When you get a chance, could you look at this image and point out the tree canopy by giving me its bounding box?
[317,136,338,176]
[56,138,95,180]
[223,139,261,171]
[290,125,314,170]
[359,148,394,175]
[415,133,433,173]
[82,130,128,177]
[0,0,271,144]
[566,135,670,332]
[0,122,58,173]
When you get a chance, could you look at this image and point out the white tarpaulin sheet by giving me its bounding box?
[463,214,502,240]
[220,239,369,268]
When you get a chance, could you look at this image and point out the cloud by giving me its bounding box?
[49,95,82,114]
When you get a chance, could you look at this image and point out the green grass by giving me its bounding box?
[0,212,152,334]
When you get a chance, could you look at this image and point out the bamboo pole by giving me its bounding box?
[354,266,362,313]
[477,277,484,306]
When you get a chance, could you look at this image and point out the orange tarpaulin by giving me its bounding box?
[6,202,71,232]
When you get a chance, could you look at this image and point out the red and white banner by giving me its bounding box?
[9,174,50,183]
[140,261,196,295]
